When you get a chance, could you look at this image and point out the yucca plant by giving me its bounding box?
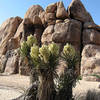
[20,41,30,58]
[20,35,80,100]
[20,35,38,85]
[20,36,60,100]
[57,43,80,100]
[20,35,37,60]
[30,43,59,100]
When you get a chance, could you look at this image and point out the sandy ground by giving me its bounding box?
[73,80,100,95]
[0,74,100,100]
[0,74,30,100]
[0,85,22,100]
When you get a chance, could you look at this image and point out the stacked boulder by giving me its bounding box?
[0,17,22,74]
[41,1,82,52]
[0,0,100,81]
[81,21,100,81]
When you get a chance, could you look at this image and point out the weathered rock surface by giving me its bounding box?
[24,5,44,22]
[39,11,46,27]
[0,55,7,72]
[14,18,34,46]
[42,18,82,51]
[4,49,19,75]
[0,17,22,55]
[6,37,19,51]
[83,29,100,45]
[32,15,42,25]
[68,0,93,22]
[56,1,68,19]
[81,44,100,81]
[45,3,57,13]
[41,25,54,44]
[19,57,30,76]
[45,13,56,23]
[14,18,43,46]
[52,19,82,47]
[84,22,100,31]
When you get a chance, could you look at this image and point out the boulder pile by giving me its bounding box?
[0,0,100,81]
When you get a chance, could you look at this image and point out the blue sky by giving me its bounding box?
[0,0,100,25]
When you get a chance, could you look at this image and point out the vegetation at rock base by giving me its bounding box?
[20,35,80,100]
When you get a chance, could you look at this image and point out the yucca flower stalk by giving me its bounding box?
[30,44,40,67]
[38,43,59,100]
[62,43,79,69]
[20,41,30,58]
[20,35,38,59]
[20,35,60,100]
[39,45,50,64]
[58,43,80,100]
[26,34,37,47]
[20,35,38,85]
[48,43,59,56]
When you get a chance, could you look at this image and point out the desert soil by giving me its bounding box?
[0,74,100,100]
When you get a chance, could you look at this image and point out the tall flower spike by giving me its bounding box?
[63,43,75,56]
[26,34,37,47]
[30,44,39,60]
[48,43,59,56]
[20,41,29,57]
[39,45,50,63]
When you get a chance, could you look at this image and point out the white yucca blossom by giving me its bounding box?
[30,44,39,60]
[21,41,27,49]
[26,34,37,47]
[63,43,75,56]
[48,43,59,56]
[39,45,50,63]
[20,41,29,57]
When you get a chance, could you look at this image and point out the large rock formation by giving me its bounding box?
[0,0,100,81]
[14,18,35,47]
[52,19,82,43]
[0,17,22,55]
